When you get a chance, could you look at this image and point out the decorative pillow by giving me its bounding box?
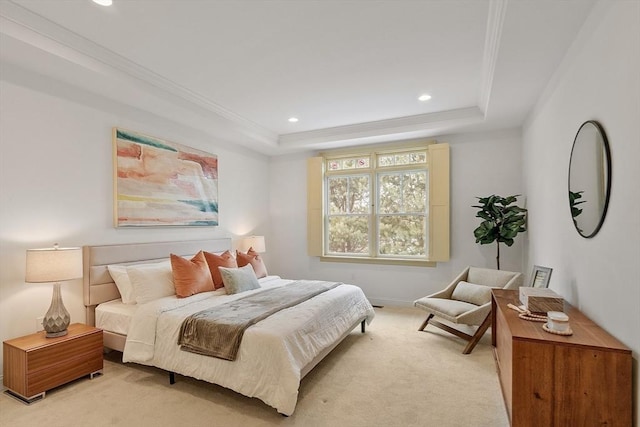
[203,250,238,289]
[235,247,268,279]
[170,251,215,298]
[107,265,136,304]
[127,261,175,304]
[218,264,261,295]
[451,281,493,306]
[108,261,170,304]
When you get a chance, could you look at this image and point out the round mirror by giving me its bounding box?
[568,120,611,238]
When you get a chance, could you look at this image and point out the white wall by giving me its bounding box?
[523,1,639,422]
[0,78,271,373]
[268,128,524,306]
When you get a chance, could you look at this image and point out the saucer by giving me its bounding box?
[542,322,573,336]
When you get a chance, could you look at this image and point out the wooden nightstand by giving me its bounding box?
[3,323,103,404]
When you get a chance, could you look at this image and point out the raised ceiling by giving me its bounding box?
[0,0,596,155]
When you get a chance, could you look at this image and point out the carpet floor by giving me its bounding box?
[0,306,509,427]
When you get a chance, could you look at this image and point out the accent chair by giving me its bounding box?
[414,266,523,354]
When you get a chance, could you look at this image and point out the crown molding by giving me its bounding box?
[0,1,278,147]
[478,0,507,115]
[278,107,484,147]
[0,1,499,152]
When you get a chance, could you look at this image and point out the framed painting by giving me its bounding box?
[113,128,218,227]
[529,265,552,288]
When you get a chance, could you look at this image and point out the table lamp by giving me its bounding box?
[242,235,266,253]
[25,244,83,337]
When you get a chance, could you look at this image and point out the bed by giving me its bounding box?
[83,238,375,415]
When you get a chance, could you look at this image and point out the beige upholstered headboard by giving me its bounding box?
[83,238,232,325]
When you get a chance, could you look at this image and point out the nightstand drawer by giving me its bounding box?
[28,332,103,372]
[27,348,103,396]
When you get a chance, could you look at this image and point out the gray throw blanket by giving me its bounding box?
[178,280,341,361]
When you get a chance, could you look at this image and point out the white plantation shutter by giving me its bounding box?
[428,143,450,261]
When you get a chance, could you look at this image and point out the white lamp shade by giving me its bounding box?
[242,236,266,253]
[25,246,83,283]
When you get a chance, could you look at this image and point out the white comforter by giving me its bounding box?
[122,276,375,415]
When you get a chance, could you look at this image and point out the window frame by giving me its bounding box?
[307,141,449,266]
[375,168,428,259]
[325,172,372,257]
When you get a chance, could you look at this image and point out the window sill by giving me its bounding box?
[320,256,436,267]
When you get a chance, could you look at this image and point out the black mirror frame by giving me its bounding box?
[568,120,612,238]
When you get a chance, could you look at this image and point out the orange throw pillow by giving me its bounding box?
[203,250,238,289]
[170,251,215,298]
[236,247,268,279]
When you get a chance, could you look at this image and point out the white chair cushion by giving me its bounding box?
[467,268,518,288]
[414,297,478,318]
[451,281,492,306]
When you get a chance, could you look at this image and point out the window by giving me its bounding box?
[307,142,449,265]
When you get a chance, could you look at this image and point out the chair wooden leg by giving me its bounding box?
[419,311,492,355]
[418,314,434,331]
[429,320,473,341]
[462,313,492,355]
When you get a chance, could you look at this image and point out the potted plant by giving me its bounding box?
[473,195,527,270]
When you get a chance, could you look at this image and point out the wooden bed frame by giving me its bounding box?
[83,238,366,381]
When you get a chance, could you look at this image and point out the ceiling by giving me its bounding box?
[0,0,597,155]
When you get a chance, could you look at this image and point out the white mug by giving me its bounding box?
[547,311,570,332]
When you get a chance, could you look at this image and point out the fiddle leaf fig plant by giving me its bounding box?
[569,190,586,233]
[473,195,527,270]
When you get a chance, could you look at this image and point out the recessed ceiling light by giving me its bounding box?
[92,0,113,6]
[288,117,299,123]
[418,94,432,102]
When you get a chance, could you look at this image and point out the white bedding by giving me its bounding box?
[96,299,137,335]
[122,276,375,415]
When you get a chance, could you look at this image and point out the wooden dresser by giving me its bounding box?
[491,289,632,427]
[3,323,103,403]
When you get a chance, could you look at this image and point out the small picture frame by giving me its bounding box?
[529,265,553,288]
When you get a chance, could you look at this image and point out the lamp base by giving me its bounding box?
[42,282,71,339]
[45,329,68,338]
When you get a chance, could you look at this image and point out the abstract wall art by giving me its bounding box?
[113,128,218,227]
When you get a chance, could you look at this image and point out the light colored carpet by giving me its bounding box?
[0,307,509,427]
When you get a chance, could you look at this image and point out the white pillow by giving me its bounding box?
[127,261,175,304]
[451,281,493,306]
[219,264,260,295]
[107,265,136,304]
